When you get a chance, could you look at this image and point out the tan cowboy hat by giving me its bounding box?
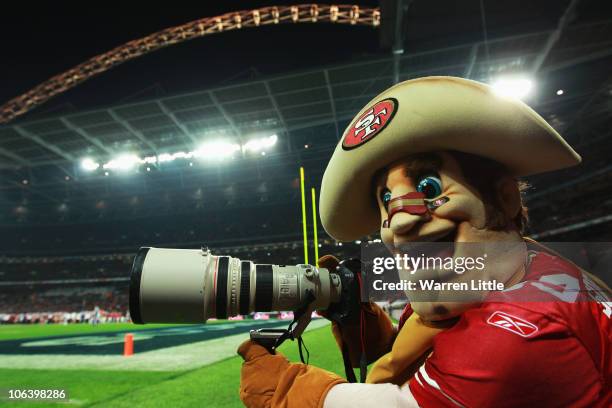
[319,76,581,241]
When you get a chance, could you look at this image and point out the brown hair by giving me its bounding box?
[449,151,529,234]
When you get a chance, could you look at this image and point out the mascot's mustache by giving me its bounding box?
[382,191,450,228]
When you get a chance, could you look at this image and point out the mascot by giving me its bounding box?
[237,77,612,407]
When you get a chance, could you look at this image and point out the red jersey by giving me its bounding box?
[402,251,612,407]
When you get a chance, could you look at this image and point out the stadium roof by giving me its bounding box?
[1,20,611,169]
[0,1,611,255]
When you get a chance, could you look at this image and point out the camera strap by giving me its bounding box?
[338,272,368,383]
[356,273,368,383]
[337,318,368,382]
[338,326,358,383]
[273,290,316,364]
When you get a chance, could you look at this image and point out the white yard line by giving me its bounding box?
[0,319,330,371]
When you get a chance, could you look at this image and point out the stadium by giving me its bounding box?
[0,1,611,407]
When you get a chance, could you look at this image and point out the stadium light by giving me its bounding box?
[194,140,241,160]
[103,154,140,171]
[81,158,100,171]
[243,134,278,153]
[157,153,173,163]
[157,151,193,162]
[80,135,277,173]
[491,76,534,100]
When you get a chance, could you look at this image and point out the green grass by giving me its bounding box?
[0,321,231,341]
[0,325,343,407]
[0,369,174,407]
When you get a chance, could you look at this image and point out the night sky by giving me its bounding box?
[0,1,384,116]
[1,1,607,120]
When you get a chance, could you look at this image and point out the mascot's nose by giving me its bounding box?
[389,212,425,236]
[385,191,429,235]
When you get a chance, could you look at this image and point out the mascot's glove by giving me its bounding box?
[238,339,346,408]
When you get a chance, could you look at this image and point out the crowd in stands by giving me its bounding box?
[0,284,128,324]
[1,227,610,324]
[1,310,128,325]
[0,256,132,282]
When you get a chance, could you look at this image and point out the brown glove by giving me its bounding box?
[318,255,396,367]
[238,340,346,408]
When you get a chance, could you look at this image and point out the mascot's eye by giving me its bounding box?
[416,175,443,199]
[381,190,392,210]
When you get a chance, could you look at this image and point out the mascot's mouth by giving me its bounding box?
[395,228,457,260]
[433,230,457,259]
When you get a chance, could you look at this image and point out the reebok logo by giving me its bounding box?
[487,311,538,338]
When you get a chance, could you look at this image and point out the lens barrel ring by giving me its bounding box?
[228,257,241,316]
[255,264,274,311]
[129,247,150,324]
[215,257,230,319]
[239,261,252,315]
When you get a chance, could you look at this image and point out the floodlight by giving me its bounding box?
[491,76,534,100]
[81,158,100,171]
[157,153,174,163]
[243,134,278,153]
[103,154,140,170]
[194,140,241,160]
[81,133,278,172]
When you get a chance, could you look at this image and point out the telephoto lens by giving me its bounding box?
[129,247,343,324]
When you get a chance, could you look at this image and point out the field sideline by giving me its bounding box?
[0,321,235,341]
[0,323,179,341]
[0,322,345,407]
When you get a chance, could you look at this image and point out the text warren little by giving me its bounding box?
[372,279,505,291]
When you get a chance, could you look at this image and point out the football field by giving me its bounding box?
[0,320,344,407]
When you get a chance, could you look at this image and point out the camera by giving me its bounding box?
[129,247,358,324]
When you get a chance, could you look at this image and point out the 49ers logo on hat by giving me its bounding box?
[342,98,398,150]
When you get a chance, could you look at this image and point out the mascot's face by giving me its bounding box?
[376,151,492,247]
[375,151,525,320]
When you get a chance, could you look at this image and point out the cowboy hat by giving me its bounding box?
[319,76,581,241]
